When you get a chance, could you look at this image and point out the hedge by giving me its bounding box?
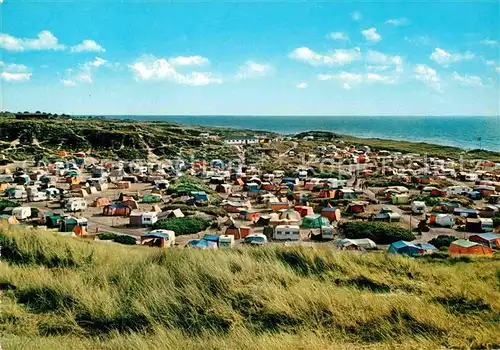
[153,217,211,235]
[97,233,137,245]
[341,222,415,244]
[428,235,459,249]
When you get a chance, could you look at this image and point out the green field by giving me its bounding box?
[1,227,499,349]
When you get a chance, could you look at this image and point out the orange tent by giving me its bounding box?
[448,240,493,255]
[91,197,111,207]
[59,150,68,157]
[73,225,88,237]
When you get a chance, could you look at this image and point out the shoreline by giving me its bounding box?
[82,114,500,152]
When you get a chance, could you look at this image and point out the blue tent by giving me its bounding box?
[388,241,424,256]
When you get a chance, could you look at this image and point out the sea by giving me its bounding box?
[98,115,500,152]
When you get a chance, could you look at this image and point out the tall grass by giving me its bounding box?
[1,225,499,349]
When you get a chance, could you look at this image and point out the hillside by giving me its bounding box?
[2,113,499,163]
[1,227,499,349]
[0,113,249,161]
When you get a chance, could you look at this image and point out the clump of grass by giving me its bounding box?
[0,226,499,349]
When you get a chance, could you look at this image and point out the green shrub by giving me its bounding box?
[113,235,137,245]
[493,217,500,228]
[428,235,459,249]
[153,217,211,235]
[341,222,415,244]
[97,233,119,241]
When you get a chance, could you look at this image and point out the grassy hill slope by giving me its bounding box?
[0,227,499,349]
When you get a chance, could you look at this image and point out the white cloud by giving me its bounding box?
[365,73,394,83]
[496,67,500,73]
[236,61,273,79]
[61,57,108,86]
[296,82,308,88]
[430,48,474,66]
[0,60,31,81]
[366,50,403,66]
[0,30,65,51]
[351,12,361,21]
[70,39,105,53]
[385,18,409,26]
[179,72,222,86]
[318,71,394,89]
[129,55,222,86]
[317,74,334,81]
[486,60,496,66]
[289,47,361,66]
[451,72,483,87]
[85,57,107,68]
[1,71,31,81]
[404,35,432,46]
[329,32,349,41]
[480,39,497,47]
[414,64,442,91]
[61,79,77,87]
[361,28,382,43]
[168,55,210,66]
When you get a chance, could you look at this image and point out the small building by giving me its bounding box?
[224,135,259,145]
[448,240,493,255]
[453,208,479,219]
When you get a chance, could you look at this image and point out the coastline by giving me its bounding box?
[89,115,500,152]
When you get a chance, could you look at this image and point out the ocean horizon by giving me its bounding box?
[94,115,500,152]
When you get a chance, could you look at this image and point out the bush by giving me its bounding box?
[97,233,136,245]
[428,235,459,249]
[341,222,415,244]
[97,233,119,241]
[493,217,500,228]
[113,235,137,245]
[153,217,211,235]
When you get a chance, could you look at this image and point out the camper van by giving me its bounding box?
[273,225,301,241]
[272,170,285,178]
[298,170,308,181]
[66,198,87,212]
[445,186,472,196]
[218,234,235,248]
[12,207,31,220]
[411,201,426,214]
[310,225,336,241]
[29,191,48,202]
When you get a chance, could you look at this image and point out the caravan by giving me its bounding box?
[445,185,472,196]
[411,201,426,214]
[273,225,301,241]
[29,191,48,202]
[66,198,87,212]
[12,207,31,220]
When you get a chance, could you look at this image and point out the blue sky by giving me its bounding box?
[1,0,499,116]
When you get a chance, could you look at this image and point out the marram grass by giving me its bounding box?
[0,226,499,349]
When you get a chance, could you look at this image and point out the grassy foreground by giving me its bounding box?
[0,227,499,349]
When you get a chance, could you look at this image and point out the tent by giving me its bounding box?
[388,241,424,256]
[321,207,341,222]
[73,225,88,237]
[103,204,132,216]
[91,197,111,207]
[469,233,500,248]
[448,240,493,255]
[301,215,330,228]
[336,238,376,250]
[279,209,302,225]
[295,206,314,217]
[0,214,19,225]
